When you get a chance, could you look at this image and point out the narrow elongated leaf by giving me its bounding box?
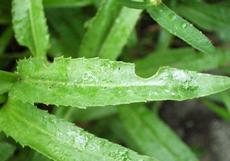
[56,106,117,122]
[78,0,121,57]
[201,99,230,120]
[79,0,141,59]
[117,0,150,9]
[9,57,230,107]
[0,27,13,55]
[12,0,50,57]
[43,0,94,8]
[0,95,7,104]
[98,7,141,60]
[176,1,230,32]
[119,104,198,161]
[31,153,51,161]
[221,93,230,113]
[107,117,138,150]
[0,71,18,94]
[155,29,173,51]
[0,99,156,161]
[146,3,215,54]
[0,0,11,24]
[0,142,16,161]
[135,48,230,77]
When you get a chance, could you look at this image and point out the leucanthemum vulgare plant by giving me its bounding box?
[0,0,230,161]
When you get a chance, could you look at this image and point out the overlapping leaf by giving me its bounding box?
[0,71,18,94]
[0,27,13,55]
[79,0,141,59]
[43,0,94,7]
[146,2,215,54]
[78,0,121,58]
[0,0,11,24]
[135,48,230,77]
[31,153,51,161]
[0,142,16,161]
[119,104,198,161]
[9,57,230,107]
[12,0,50,57]
[98,7,141,60]
[56,106,117,122]
[176,1,230,32]
[0,99,156,161]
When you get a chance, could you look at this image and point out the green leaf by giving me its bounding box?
[12,0,50,57]
[0,94,7,104]
[0,0,11,24]
[221,92,230,113]
[9,57,230,107]
[146,3,215,54]
[79,0,141,59]
[0,26,13,55]
[135,48,230,77]
[46,8,87,57]
[155,29,173,51]
[78,0,121,58]
[43,0,95,8]
[30,152,51,161]
[0,71,18,95]
[98,7,141,60]
[56,106,117,122]
[176,1,230,32]
[118,104,198,161]
[201,99,230,120]
[0,99,156,161]
[0,142,16,161]
[117,0,150,9]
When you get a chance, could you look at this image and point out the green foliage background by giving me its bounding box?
[0,0,230,161]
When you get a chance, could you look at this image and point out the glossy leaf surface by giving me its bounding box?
[9,57,230,107]
[0,99,156,161]
[147,3,215,54]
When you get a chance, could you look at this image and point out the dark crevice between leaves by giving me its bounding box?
[35,103,55,114]
[47,55,54,63]
[137,11,158,52]
[0,28,28,72]
[0,93,8,109]
[204,0,225,3]
[120,11,159,61]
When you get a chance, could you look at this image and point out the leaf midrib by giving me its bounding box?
[19,76,165,87]
[6,106,123,161]
[28,0,39,57]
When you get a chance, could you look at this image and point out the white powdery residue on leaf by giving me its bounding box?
[172,70,189,82]
[75,135,88,145]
